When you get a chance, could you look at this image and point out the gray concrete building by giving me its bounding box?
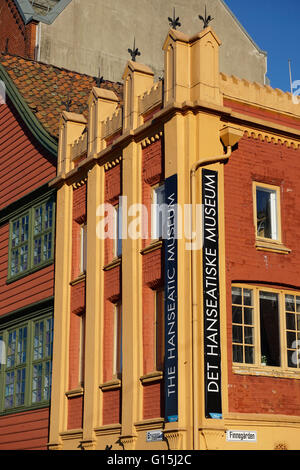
[14,0,268,84]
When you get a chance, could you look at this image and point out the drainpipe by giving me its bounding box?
[190,125,243,450]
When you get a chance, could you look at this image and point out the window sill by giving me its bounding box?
[140,240,163,255]
[69,273,86,286]
[99,379,121,391]
[6,259,53,284]
[0,402,50,417]
[65,387,84,398]
[140,371,163,384]
[233,363,300,379]
[255,239,291,254]
[103,257,121,271]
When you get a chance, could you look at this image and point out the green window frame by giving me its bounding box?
[0,314,53,414]
[8,197,55,281]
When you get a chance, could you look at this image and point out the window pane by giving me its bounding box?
[20,245,28,272]
[152,185,165,239]
[259,291,280,366]
[296,297,300,313]
[285,294,295,312]
[232,306,242,324]
[34,206,43,234]
[287,331,296,349]
[16,368,26,406]
[11,249,19,276]
[243,289,253,306]
[12,220,20,247]
[43,361,52,401]
[233,344,243,363]
[17,327,27,364]
[43,232,52,261]
[232,287,242,305]
[45,202,53,230]
[21,216,29,243]
[34,321,44,360]
[244,327,254,345]
[287,350,298,368]
[232,325,242,343]
[244,346,254,364]
[45,318,53,358]
[244,307,253,325]
[286,313,295,331]
[7,331,16,368]
[5,371,14,408]
[32,363,43,403]
[34,237,42,265]
[256,187,277,240]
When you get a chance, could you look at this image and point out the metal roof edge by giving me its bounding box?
[13,0,35,24]
[13,0,72,25]
[219,0,267,57]
[31,0,72,24]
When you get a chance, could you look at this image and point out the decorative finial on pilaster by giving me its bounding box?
[95,68,104,87]
[168,7,181,29]
[198,5,214,29]
[128,37,141,62]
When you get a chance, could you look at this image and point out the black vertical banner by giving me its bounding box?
[164,174,178,423]
[202,169,222,419]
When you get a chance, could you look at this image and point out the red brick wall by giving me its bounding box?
[141,139,164,417]
[68,184,86,407]
[102,389,121,425]
[67,396,83,430]
[143,381,164,420]
[102,165,122,424]
[224,124,300,415]
[0,0,37,59]
[142,139,163,249]
[142,249,163,375]
[72,184,87,280]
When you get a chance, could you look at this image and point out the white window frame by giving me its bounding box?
[232,284,300,376]
[80,224,87,273]
[113,205,122,258]
[113,303,122,378]
[254,182,281,242]
[151,183,165,240]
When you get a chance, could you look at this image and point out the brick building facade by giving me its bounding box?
[47,26,300,450]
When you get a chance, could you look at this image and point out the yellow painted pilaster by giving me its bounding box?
[81,164,105,449]
[48,183,73,449]
[164,112,194,449]
[119,140,143,449]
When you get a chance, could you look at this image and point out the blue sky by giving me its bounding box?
[224,0,300,92]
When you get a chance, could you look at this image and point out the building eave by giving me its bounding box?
[0,63,58,157]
